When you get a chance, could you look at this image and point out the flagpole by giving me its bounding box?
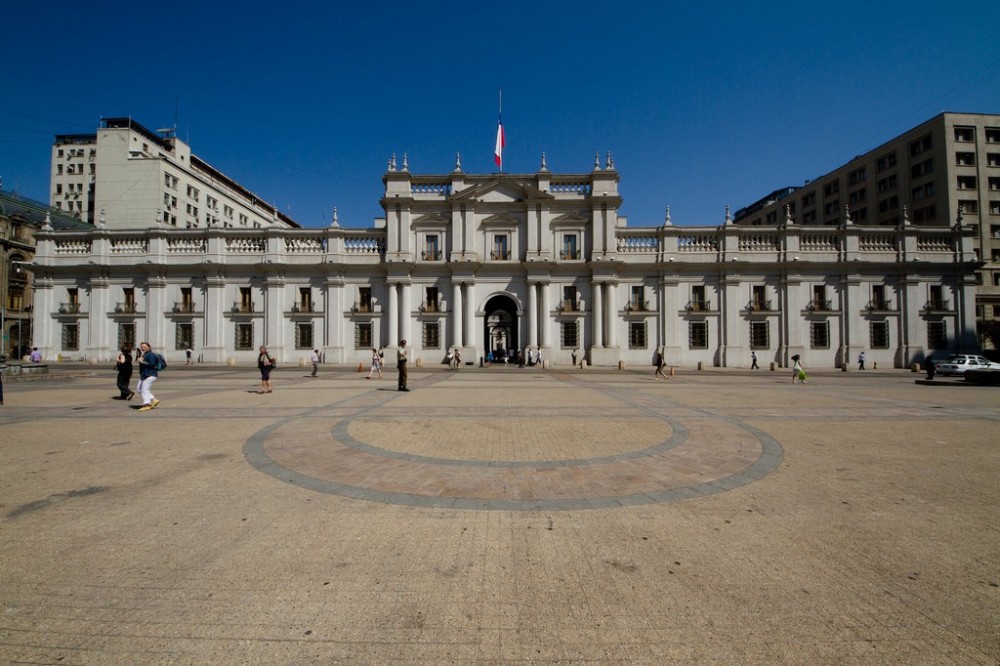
[495,90,505,174]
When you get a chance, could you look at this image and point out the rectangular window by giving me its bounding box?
[957,176,977,190]
[871,285,890,310]
[876,152,897,172]
[848,167,866,185]
[801,191,816,206]
[560,321,579,349]
[425,286,440,312]
[987,153,1000,167]
[561,285,577,311]
[954,127,974,142]
[991,203,1000,216]
[62,323,79,351]
[877,174,897,192]
[870,321,890,349]
[691,285,708,311]
[849,187,866,204]
[927,321,946,349]
[630,286,645,311]
[118,323,136,351]
[958,200,978,215]
[235,323,254,350]
[355,322,372,349]
[295,323,313,349]
[424,234,440,261]
[810,321,830,349]
[239,287,253,313]
[989,177,1000,191]
[561,234,579,260]
[358,287,372,313]
[823,181,839,197]
[176,322,193,351]
[492,234,509,260]
[298,287,312,312]
[422,321,440,349]
[956,152,976,166]
[811,285,829,311]
[750,321,769,349]
[909,134,932,156]
[751,285,768,311]
[628,322,647,349]
[688,321,709,349]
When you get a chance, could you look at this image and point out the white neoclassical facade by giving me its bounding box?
[31,156,980,369]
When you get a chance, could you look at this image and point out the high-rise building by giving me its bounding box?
[733,112,1000,328]
[50,118,300,230]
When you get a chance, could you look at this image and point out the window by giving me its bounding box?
[987,128,1000,143]
[561,234,580,260]
[239,213,249,226]
[927,321,946,349]
[422,322,440,349]
[909,135,932,156]
[295,323,313,349]
[954,127,974,142]
[424,287,440,312]
[176,322,193,350]
[801,191,816,207]
[957,176,977,190]
[355,322,372,349]
[223,205,234,219]
[561,285,578,311]
[239,287,253,313]
[235,323,254,350]
[848,167,866,185]
[824,199,841,216]
[62,323,79,351]
[876,152,897,172]
[802,210,817,223]
[629,286,646,311]
[853,207,868,222]
[912,205,936,224]
[181,287,196,312]
[956,152,976,166]
[877,174,897,193]
[688,322,709,349]
[823,181,839,197]
[298,287,313,312]
[560,321,579,348]
[690,286,709,311]
[991,203,1000,216]
[911,183,934,200]
[929,285,947,310]
[990,178,1000,191]
[164,173,178,189]
[118,323,135,351]
[120,287,136,313]
[206,195,218,210]
[358,287,372,313]
[750,321,769,349]
[878,196,899,213]
[871,285,890,310]
[849,188,866,205]
[958,200,978,215]
[988,153,1000,167]
[492,234,510,260]
[186,185,200,200]
[870,321,890,349]
[810,321,830,349]
[628,322,647,349]
[423,234,441,261]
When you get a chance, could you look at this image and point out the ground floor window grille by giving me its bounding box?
[927,321,946,349]
[810,321,830,349]
[235,323,254,350]
[560,321,579,348]
[355,322,373,349]
[62,323,79,351]
[175,322,193,350]
[688,321,708,349]
[750,321,770,349]
[295,323,313,349]
[118,323,136,351]
[628,321,647,349]
[422,321,440,349]
[870,321,890,349]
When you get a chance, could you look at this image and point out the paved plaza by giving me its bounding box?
[0,363,997,664]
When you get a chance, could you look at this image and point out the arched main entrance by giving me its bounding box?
[483,294,519,360]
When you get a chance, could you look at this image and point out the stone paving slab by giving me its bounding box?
[0,365,997,664]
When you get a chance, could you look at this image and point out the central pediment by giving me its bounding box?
[449,177,555,205]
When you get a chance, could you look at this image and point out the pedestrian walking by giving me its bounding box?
[791,354,807,384]
[310,349,321,377]
[750,350,759,369]
[858,351,866,370]
[366,348,383,379]
[257,345,275,393]
[115,344,134,400]
[654,347,669,381]
[185,348,193,365]
[136,342,163,411]
[397,340,409,391]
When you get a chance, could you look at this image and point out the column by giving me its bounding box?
[452,281,463,348]
[203,277,226,363]
[539,282,549,349]
[528,282,538,348]
[463,283,474,349]
[400,282,411,345]
[592,281,604,347]
[387,283,398,346]
[604,283,616,348]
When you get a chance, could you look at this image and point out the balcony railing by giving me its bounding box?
[557,300,580,312]
[172,302,197,313]
[925,300,951,312]
[421,250,442,261]
[625,301,649,312]
[687,300,711,312]
[420,300,442,313]
[114,302,138,314]
[559,250,582,260]
[867,299,893,311]
[806,300,832,311]
[353,302,373,313]
[490,250,512,260]
[747,300,772,312]
[58,303,81,314]
[291,303,315,313]
[232,302,255,313]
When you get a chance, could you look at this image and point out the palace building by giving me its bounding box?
[30,149,980,369]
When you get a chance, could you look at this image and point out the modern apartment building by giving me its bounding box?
[733,112,1000,334]
[50,118,300,230]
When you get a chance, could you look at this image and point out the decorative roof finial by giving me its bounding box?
[901,205,909,227]
[955,203,964,229]
[606,151,614,170]
[331,206,339,228]
[784,204,794,226]
[594,152,601,170]
[42,212,53,230]
[389,153,397,172]
[402,153,409,172]
[664,205,672,226]
[539,152,548,172]
[842,205,852,228]
[724,204,732,225]
[454,152,462,172]
[98,208,106,228]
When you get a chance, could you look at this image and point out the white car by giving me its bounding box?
[933,354,1000,376]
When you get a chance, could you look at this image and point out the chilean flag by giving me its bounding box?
[494,112,505,170]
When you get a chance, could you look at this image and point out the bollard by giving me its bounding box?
[415,358,423,368]
[669,366,675,376]
[358,362,364,372]
[697,361,703,371]
[911,363,920,372]
[618,360,625,370]
[227,357,236,366]
[873,361,878,370]
[770,361,776,371]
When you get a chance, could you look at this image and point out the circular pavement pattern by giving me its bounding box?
[244,374,784,511]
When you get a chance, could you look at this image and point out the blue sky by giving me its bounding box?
[2,1,998,228]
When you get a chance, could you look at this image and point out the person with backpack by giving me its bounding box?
[136,341,164,411]
[257,345,275,393]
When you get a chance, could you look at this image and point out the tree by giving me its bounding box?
[977,319,1000,350]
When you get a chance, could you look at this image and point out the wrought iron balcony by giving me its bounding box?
[557,300,579,312]
[747,300,772,312]
[58,303,81,314]
[686,300,711,312]
[420,300,442,313]
[867,299,893,311]
[490,250,512,260]
[925,299,950,312]
[421,250,443,261]
[114,302,138,314]
[559,250,582,260]
[625,301,649,312]
[172,302,197,313]
[231,302,255,313]
[806,300,832,311]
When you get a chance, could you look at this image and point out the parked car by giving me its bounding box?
[934,354,1000,376]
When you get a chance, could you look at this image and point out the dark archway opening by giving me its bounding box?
[483,294,519,362]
